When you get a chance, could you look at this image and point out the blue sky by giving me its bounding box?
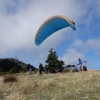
[0,0,100,70]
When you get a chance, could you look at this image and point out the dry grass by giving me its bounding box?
[0,71,100,100]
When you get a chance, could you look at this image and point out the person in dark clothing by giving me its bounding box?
[39,63,44,75]
[83,65,87,71]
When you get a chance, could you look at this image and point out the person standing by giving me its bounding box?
[29,68,32,74]
[78,58,82,71]
[39,63,44,75]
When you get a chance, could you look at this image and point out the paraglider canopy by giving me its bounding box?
[35,15,76,46]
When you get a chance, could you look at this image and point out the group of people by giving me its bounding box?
[78,58,87,71]
[28,63,45,75]
[29,58,87,75]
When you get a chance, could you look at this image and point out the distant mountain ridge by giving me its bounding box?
[0,58,38,73]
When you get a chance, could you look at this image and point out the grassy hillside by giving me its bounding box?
[0,71,100,100]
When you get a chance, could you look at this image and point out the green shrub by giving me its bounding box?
[9,66,19,74]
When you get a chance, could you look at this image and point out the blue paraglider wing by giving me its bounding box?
[35,15,76,46]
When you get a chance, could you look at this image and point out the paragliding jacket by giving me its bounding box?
[78,59,82,65]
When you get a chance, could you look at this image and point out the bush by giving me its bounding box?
[9,66,19,74]
[63,68,70,72]
[3,75,18,83]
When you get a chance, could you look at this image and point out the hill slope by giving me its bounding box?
[0,71,100,100]
[0,58,37,73]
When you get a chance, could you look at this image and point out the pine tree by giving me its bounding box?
[45,48,64,73]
